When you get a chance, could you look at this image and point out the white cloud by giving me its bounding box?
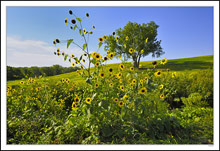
[6,36,85,67]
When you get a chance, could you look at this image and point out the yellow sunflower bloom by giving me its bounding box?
[85,97,92,104]
[95,53,102,61]
[71,54,75,58]
[145,37,148,43]
[129,48,133,54]
[72,62,75,67]
[120,85,124,91]
[123,94,129,102]
[109,68,113,73]
[65,18,68,26]
[57,48,60,53]
[95,62,99,67]
[154,71,162,77]
[57,52,61,56]
[116,36,119,42]
[130,67,134,71]
[83,28,86,34]
[125,36,129,41]
[159,84,164,89]
[119,64,125,70]
[118,101,124,107]
[114,98,119,103]
[62,51,65,56]
[74,96,80,103]
[160,94,165,100]
[103,35,107,40]
[98,37,103,43]
[132,79,137,84]
[72,102,78,110]
[100,72,105,78]
[95,83,99,88]
[139,87,147,95]
[160,58,168,65]
[109,83,113,87]
[108,52,114,59]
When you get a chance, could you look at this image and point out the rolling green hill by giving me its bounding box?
[7,55,213,86]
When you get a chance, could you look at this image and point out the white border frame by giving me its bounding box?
[1,1,219,150]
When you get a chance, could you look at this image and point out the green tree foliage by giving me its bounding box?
[104,21,164,68]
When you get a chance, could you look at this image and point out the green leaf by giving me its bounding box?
[79,55,83,61]
[74,25,77,30]
[98,42,103,48]
[76,18,82,22]
[86,77,92,85]
[64,54,68,61]
[79,29,82,35]
[83,43,87,50]
[67,39,73,48]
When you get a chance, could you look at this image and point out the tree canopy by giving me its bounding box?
[104,21,164,68]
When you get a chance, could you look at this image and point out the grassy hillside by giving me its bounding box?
[7,55,213,86]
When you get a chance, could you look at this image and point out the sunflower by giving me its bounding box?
[145,37,149,43]
[71,54,75,58]
[115,36,119,42]
[71,19,76,24]
[74,96,80,103]
[95,62,99,67]
[120,86,124,91]
[152,61,157,66]
[112,32,115,35]
[125,36,129,41]
[139,87,147,94]
[86,13,89,17]
[109,52,114,59]
[117,72,122,79]
[57,48,60,53]
[53,40,56,46]
[159,84,164,89]
[98,37,103,43]
[85,97,92,104]
[140,80,144,85]
[118,101,124,107]
[20,81,24,85]
[72,102,78,110]
[95,53,102,61]
[130,83,134,87]
[7,86,12,91]
[161,58,168,65]
[57,52,60,56]
[91,52,97,59]
[104,56,108,61]
[167,68,170,72]
[130,67,134,71]
[65,18,68,26]
[82,59,85,63]
[154,71,162,77]
[119,64,125,70]
[114,98,119,103]
[95,83,99,88]
[132,79,137,84]
[61,78,65,83]
[100,72,105,78]
[123,94,129,101]
[69,10,73,15]
[62,51,65,56]
[109,83,113,87]
[160,94,165,100]
[83,28,86,34]
[109,68,113,73]
[129,48,133,54]
[103,35,107,40]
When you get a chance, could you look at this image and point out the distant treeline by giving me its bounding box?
[7,65,80,81]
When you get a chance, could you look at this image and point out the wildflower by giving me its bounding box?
[172,72,177,78]
[140,49,144,54]
[118,101,124,107]
[140,80,144,85]
[114,98,119,103]
[20,81,24,85]
[57,52,60,56]
[160,94,165,100]
[104,56,108,61]
[61,78,65,83]
[117,72,122,78]
[167,68,170,72]
[71,19,76,24]
[159,84,164,89]
[72,102,78,110]
[152,61,157,66]
[62,51,65,56]
[161,58,167,65]
[154,71,162,77]
[91,51,97,59]
[130,67,134,71]
[95,53,102,61]
[85,97,92,104]
[129,48,133,54]
[119,64,125,70]
[146,37,149,43]
[130,83,134,87]
[74,96,80,103]
[120,86,124,91]
[69,10,73,15]
[7,86,12,91]
[95,62,99,67]
[109,68,113,73]
[109,52,114,59]
[53,40,56,46]
[98,37,103,43]
[95,83,99,88]
[100,72,105,78]
[109,83,113,87]
[82,59,85,63]
[57,48,60,53]
[103,35,107,40]
[71,54,75,58]
[116,36,119,42]
[65,18,68,26]
[86,13,89,17]
[83,28,86,34]
[125,36,129,41]
[123,94,129,102]
[132,79,137,84]
[139,87,147,94]
[112,32,115,35]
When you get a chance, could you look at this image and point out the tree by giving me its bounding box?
[104,21,164,68]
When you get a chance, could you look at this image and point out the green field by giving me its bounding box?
[7,55,213,144]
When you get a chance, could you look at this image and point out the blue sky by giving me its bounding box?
[7,6,213,67]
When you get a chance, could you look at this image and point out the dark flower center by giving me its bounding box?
[71,19,76,24]
[109,69,113,72]
[69,10,73,15]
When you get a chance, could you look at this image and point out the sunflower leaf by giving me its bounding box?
[64,54,68,61]
[98,42,103,48]
[79,55,83,61]
[83,43,87,50]
[73,25,77,30]
[76,18,82,22]
[79,29,82,35]
[67,39,73,49]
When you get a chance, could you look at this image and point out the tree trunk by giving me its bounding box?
[137,55,141,68]
[133,55,139,68]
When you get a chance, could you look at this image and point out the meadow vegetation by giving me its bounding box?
[6,10,213,144]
